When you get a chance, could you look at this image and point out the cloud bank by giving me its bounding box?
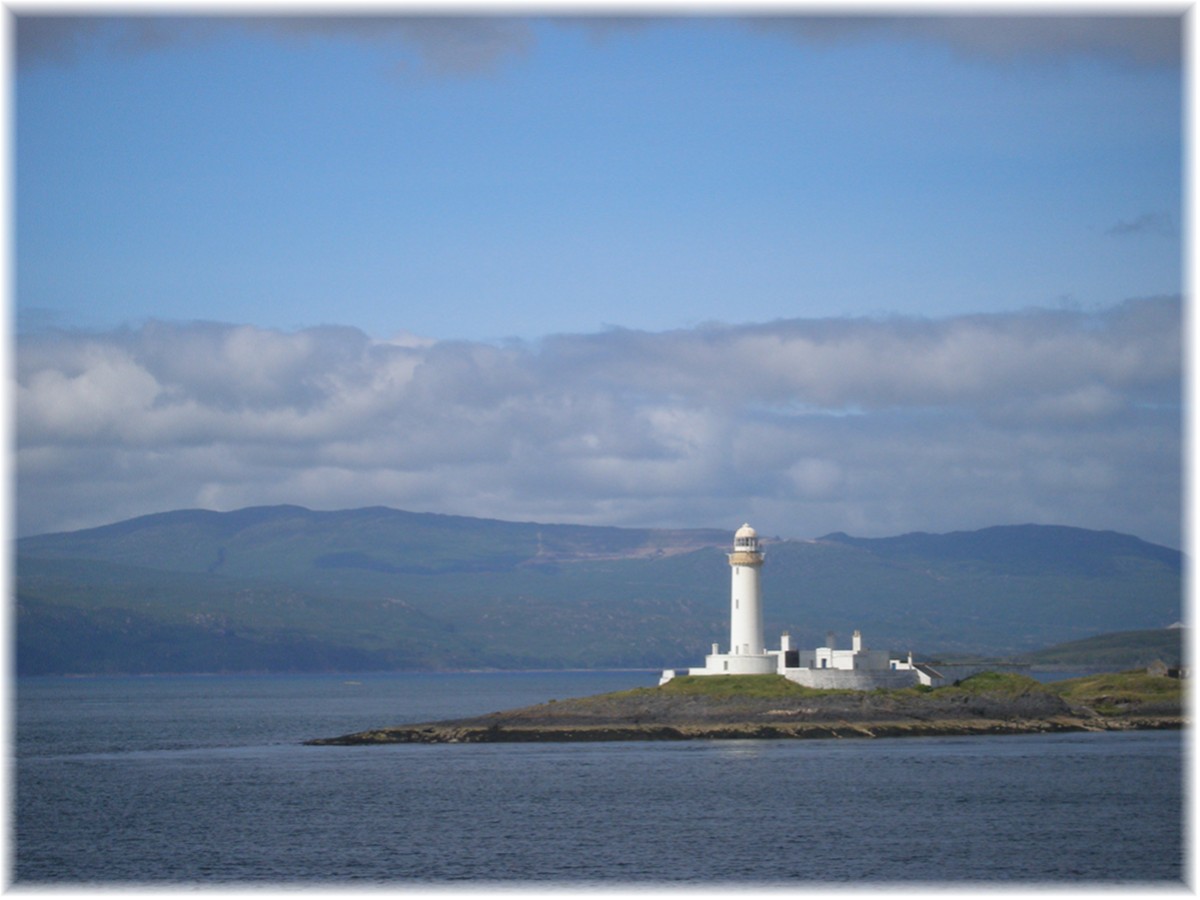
[749,14,1182,68]
[15,15,538,75]
[16,13,1182,72]
[16,297,1182,547]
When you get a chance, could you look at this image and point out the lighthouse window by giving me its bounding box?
[735,599,739,609]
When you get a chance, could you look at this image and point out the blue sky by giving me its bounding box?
[13,12,1185,548]
[17,15,1180,340]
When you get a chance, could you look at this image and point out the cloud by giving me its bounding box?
[14,15,537,75]
[15,297,1182,548]
[16,12,1181,72]
[746,14,1182,68]
[14,16,104,66]
[252,16,537,76]
[1107,212,1178,237]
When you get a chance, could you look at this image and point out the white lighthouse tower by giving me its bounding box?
[729,523,765,656]
[659,522,973,688]
[666,523,778,680]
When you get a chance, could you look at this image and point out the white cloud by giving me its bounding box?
[14,296,1182,547]
[787,458,845,499]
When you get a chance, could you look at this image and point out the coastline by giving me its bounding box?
[306,715,1184,745]
[305,670,1186,745]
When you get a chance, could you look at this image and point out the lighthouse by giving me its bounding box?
[663,523,778,680]
[659,522,986,688]
[728,523,765,655]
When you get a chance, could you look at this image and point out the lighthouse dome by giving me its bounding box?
[733,523,760,553]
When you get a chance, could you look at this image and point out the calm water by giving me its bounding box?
[15,671,1186,885]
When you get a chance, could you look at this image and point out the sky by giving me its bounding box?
[12,8,1186,549]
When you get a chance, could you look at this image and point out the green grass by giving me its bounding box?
[1050,670,1184,703]
[661,671,1051,701]
[564,669,1187,716]
[658,674,856,698]
[945,671,1051,695]
[564,675,850,706]
[594,670,1076,706]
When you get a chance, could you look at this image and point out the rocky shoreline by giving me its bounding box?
[305,673,1186,745]
[307,715,1183,745]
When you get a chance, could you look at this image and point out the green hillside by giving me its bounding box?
[1018,627,1186,669]
[17,505,730,578]
[14,507,1184,675]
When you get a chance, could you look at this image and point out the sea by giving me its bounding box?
[13,670,1188,888]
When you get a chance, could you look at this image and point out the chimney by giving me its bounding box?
[826,631,835,649]
[852,630,863,652]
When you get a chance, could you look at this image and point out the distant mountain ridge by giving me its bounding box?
[819,526,1182,577]
[20,505,732,576]
[15,506,1183,675]
[1017,628,1185,669]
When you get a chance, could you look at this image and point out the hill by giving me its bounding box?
[15,506,1183,675]
[1017,627,1185,669]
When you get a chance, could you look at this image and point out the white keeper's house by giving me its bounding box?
[660,524,1007,689]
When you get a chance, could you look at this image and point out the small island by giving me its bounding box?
[309,525,1185,746]
[306,670,1185,745]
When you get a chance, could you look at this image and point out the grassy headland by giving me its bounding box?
[307,670,1185,745]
